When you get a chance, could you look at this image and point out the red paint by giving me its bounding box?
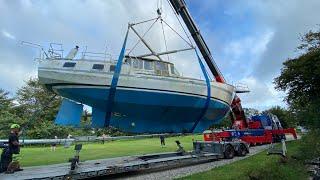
[203,128,297,144]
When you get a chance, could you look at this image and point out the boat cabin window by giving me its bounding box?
[170,64,175,74]
[155,61,168,71]
[170,64,179,75]
[144,61,154,70]
[155,61,169,76]
[63,62,76,68]
[92,64,104,70]
[133,59,143,69]
[110,65,115,72]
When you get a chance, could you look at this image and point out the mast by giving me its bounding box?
[169,0,225,83]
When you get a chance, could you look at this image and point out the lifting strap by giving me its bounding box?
[189,50,211,132]
[104,29,130,126]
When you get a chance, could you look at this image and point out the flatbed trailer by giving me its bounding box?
[1,141,249,180]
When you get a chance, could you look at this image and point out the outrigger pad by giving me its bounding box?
[91,108,106,128]
[55,99,83,127]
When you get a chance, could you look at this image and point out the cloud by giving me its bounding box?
[247,0,320,81]
[221,30,274,80]
[1,30,16,40]
[234,0,320,111]
[189,0,320,111]
[237,76,286,111]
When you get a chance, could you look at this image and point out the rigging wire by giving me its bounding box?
[166,0,223,82]
[158,0,170,61]
[130,17,159,26]
[160,19,170,61]
[162,20,193,48]
[128,17,160,55]
[166,0,194,46]
[128,0,195,59]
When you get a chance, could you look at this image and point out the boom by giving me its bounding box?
[169,0,225,83]
[169,0,250,128]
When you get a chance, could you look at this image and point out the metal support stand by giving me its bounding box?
[267,139,287,157]
[175,141,186,155]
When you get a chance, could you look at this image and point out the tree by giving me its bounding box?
[0,111,26,138]
[297,29,320,52]
[0,89,27,138]
[243,108,260,117]
[15,78,62,123]
[14,78,63,138]
[274,29,320,129]
[0,89,13,113]
[274,50,320,107]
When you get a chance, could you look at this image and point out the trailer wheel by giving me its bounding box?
[224,145,235,159]
[237,144,247,156]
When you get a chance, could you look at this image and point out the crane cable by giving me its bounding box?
[166,0,194,46]
[161,20,193,48]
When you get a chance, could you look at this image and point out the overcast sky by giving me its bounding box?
[1,0,319,111]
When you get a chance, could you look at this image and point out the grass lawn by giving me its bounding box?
[20,134,202,167]
[179,140,309,180]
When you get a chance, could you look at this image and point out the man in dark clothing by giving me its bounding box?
[0,124,23,173]
[160,135,165,147]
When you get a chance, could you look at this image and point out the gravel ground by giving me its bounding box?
[112,135,299,180]
[112,144,269,180]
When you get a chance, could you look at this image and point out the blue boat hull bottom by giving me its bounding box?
[54,86,230,133]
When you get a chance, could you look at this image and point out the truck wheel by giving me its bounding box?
[237,144,247,156]
[224,145,235,159]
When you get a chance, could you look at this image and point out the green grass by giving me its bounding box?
[179,141,309,180]
[20,135,202,167]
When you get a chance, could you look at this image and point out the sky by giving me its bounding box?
[0,0,320,111]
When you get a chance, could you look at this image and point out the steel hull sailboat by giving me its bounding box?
[38,57,235,133]
[37,6,237,133]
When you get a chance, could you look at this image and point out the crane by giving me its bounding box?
[168,0,248,128]
[168,1,297,145]
[169,0,225,83]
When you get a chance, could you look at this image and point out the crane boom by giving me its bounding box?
[169,0,225,83]
[169,0,249,129]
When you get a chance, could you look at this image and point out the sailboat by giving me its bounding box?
[38,3,237,133]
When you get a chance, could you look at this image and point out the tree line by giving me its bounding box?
[274,28,320,130]
[0,79,125,139]
[274,28,320,160]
